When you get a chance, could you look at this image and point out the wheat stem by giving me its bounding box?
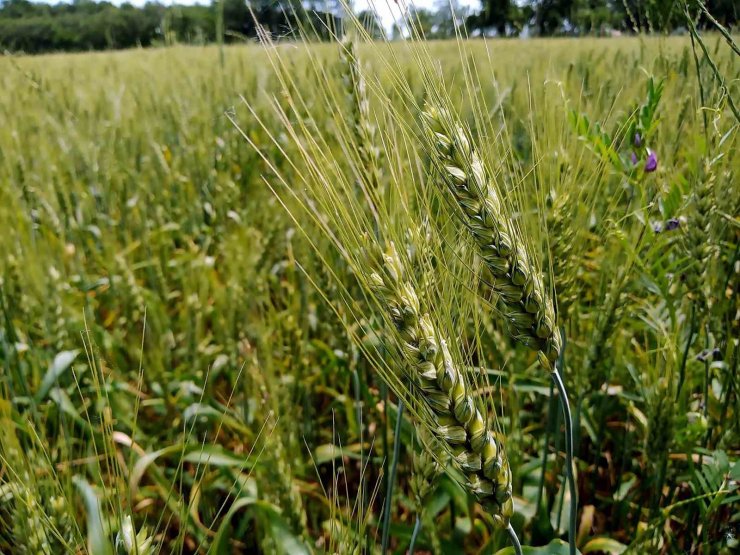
[381,400,404,554]
[535,380,556,514]
[553,353,576,555]
[507,523,524,555]
[409,516,422,554]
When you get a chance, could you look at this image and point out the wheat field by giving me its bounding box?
[0,33,738,554]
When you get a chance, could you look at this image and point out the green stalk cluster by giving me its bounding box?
[340,37,381,192]
[409,427,447,510]
[422,105,560,371]
[682,160,717,314]
[546,191,579,320]
[250,366,308,539]
[409,428,447,554]
[645,375,676,509]
[368,242,513,525]
[14,487,52,553]
[584,283,625,392]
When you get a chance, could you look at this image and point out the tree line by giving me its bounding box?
[469,0,736,37]
[0,0,735,54]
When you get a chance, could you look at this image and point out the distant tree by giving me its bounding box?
[356,9,384,40]
[571,0,619,35]
[1,0,733,53]
[432,0,470,38]
[531,0,574,35]
[405,7,435,38]
[482,0,511,35]
[0,0,42,18]
[222,0,250,37]
[704,0,737,26]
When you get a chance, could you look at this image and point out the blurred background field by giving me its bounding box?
[0,28,738,555]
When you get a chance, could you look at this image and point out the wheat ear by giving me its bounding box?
[340,36,381,193]
[546,191,579,320]
[422,105,561,371]
[368,241,514,525]
[683,159,718,314]
[422,104,575,555]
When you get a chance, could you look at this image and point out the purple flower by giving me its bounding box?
[634,132,642,148]
[630,151,638,165]
[652,221,663,233]
[644,149,658,172]
[664,218,680,231]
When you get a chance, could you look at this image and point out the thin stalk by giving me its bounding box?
[380,382,389,531]
[553,386,564,531]
[573,395,584,454]
[216,0,224,69]
[676,303,697,400]
[714,331,738,449]
[685,3,740,123]
[535,379,556,513]
[552,330,577,555]
[352,366,364,512]
[703,323,710,422]
[695,0,740,56]
[687,8,708,141]
[652,448,670,515]
[507,523,524,555]
[556,463,567,532]
[408,515,422,555]
[381,400,404,554]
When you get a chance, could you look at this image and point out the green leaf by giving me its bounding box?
[615,474,637,501]
[73,476,113,555]
[211,496,259,555]
[211,493,309,555]
[130,445,183,494]
[182,402,250,435]
[131,443,255,494]
[261,505,311,555]
[35,350,79,403]
[313,442,364,464]
[48,387,86,426]
[729,460,740,481]
[582,537,627,554]
[182,445,255,468]
[495,539,579,554]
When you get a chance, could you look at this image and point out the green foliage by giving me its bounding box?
[0,0,341,53]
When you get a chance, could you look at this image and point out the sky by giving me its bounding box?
[32,0,482,32]
[347,1,480,30]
